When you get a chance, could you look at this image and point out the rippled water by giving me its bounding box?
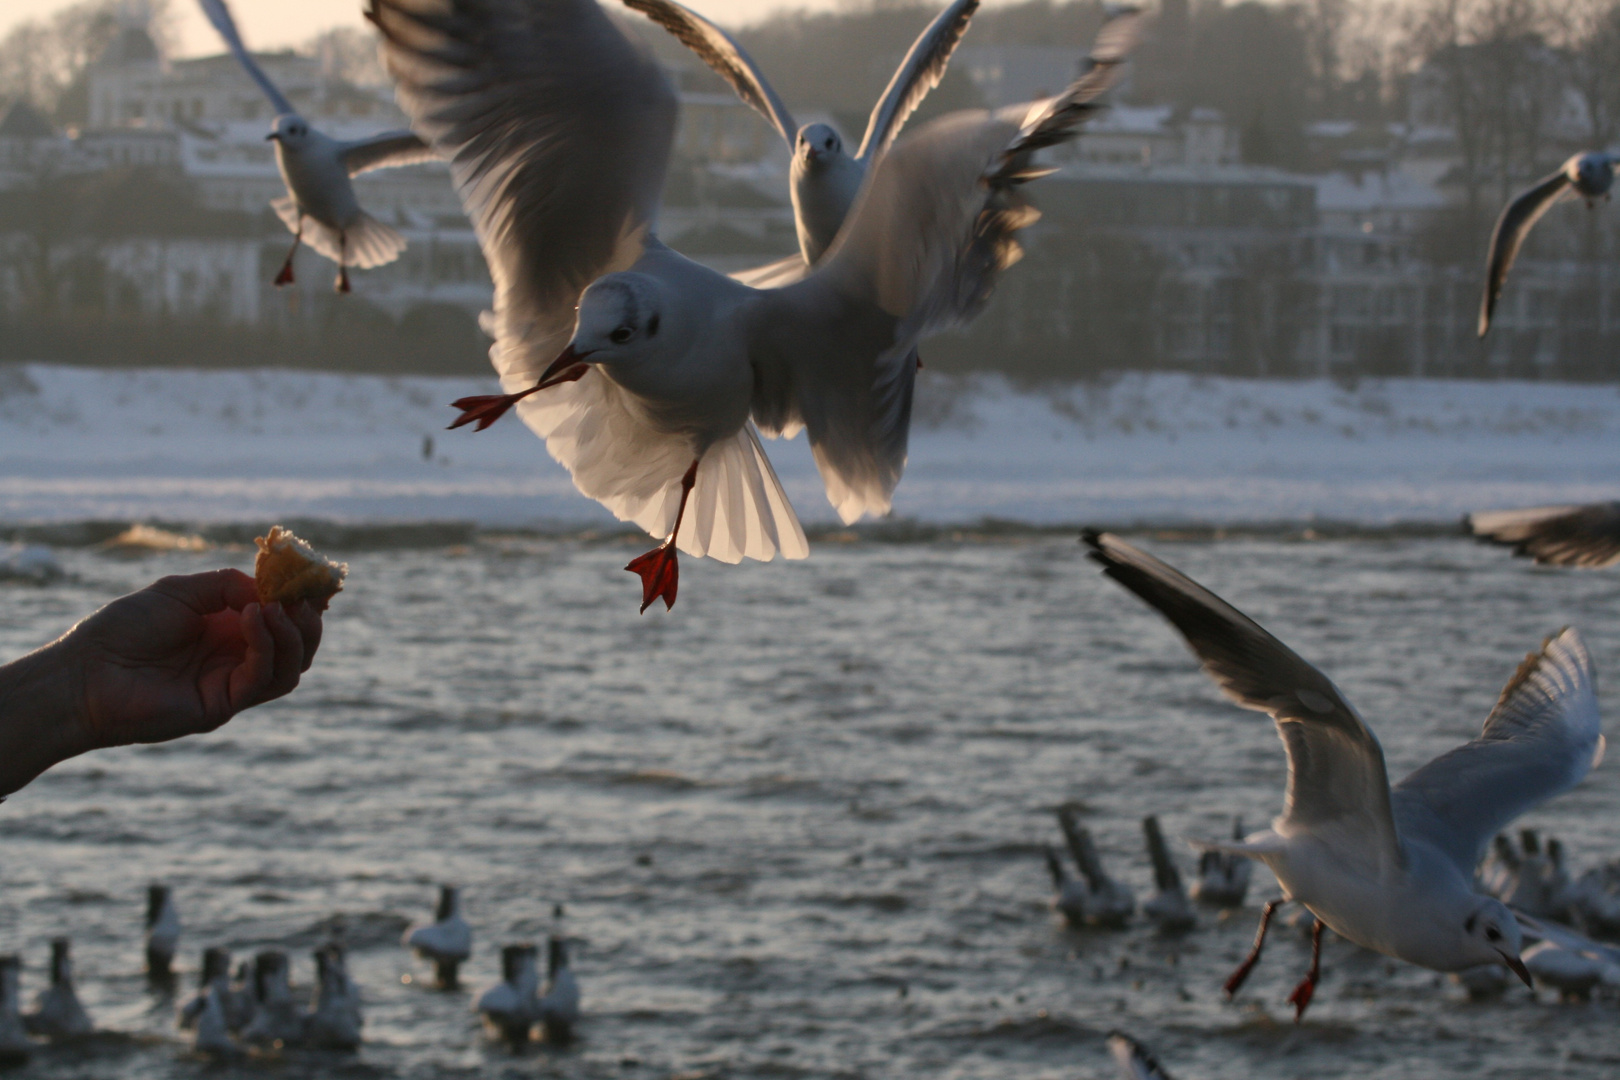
[3,535,1619,1080]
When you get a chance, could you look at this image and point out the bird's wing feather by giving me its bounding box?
[198,0,297,116]
[1082,531,1402,873]
[1391,629,1601,876]
[1468,502,1620,569]
[372,0,696,532]
[369,0,676,341]
[730,253,809,289]
[1478,169,1571,336]
[619,0,797,149]
[855,0,980,163]
[751,10,1139,523]
[340,131,438,176]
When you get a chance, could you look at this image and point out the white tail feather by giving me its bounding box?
[272,198,407,270]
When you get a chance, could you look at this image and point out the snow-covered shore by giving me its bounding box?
[0,364,1614,530]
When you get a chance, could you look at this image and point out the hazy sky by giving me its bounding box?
[3,0,800,55]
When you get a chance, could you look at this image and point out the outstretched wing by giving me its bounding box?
[340,131,438,176]
[198,0,296,117]
[751,10,1140,523]
[1468,502,1620,569]
[620,0,797,150]
[1392,629,1601,876]
[1082,531,1402,875]
[1478,169,1571,337]
[854,0,980,163]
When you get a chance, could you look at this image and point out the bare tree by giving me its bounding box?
[0,0,175,119]
[299,26,388,89]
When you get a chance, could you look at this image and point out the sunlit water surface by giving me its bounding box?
[3,536,1620,1080]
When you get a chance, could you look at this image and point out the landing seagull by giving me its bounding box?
[145,883,180,979]
[621,0,979,274]
[369,0,1138,611]
[197,0,436,292]
[1478,151,1617,336]
[1082,530,1603,1020]
[1468,502,1620,569]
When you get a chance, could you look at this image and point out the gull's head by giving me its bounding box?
[560,273,664,370]
[1462,897,1530,987]
[795,123,844,170]
[1571,152,1616,198]
[267,114,312,148]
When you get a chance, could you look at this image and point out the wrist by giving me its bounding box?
[0,637,97,797]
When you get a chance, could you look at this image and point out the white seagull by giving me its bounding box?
[1106,1030,1175,1080]
[536,936,580,1043]
[476,943,540,1044]
[621,0,979,273]
[1083,530,1604,1020]
[145,883,181,979]
[1191,817,1252,908]
[22,939,92,1040]
[1468,502,1620,569]
[1479,151,1617,336]
[304,944,363,1050]
[0,956,30,1065]
[177,946,232,1031]
[404,884,473,988]
[239,950,304,1047]
[197,0,436,292]
[369,0,1137,611]
[1057,806,1134,928]
[1142,815,1196,933]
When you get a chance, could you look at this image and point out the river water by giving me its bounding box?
[2,534,1618,1079]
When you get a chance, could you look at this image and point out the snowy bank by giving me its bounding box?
[0,364,1614,529]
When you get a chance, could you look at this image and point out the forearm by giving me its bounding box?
[0,637,95,798]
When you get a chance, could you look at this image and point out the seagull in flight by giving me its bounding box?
[370,0,1137,612]
[1467,502,1620,569]
[1478,151,1617,336]
[1082,530,1604,1020]
[197,0,436,292]
[621,0,979,280]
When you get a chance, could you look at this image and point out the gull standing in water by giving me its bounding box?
[404,885,472,988]
[1082,531,1603,1019]
[0,956,30,1064]
[1141,815,1196,933]
[536,936,580,1043]
[1106,1030,1175,1080]
[370,0,1137,611]
[1057,806,1134,927]
[1468,502,1620,569]
[1478,151,1617,336]
[145,883,180,980]
[620,0,979,275]
[1191,817,1252,907]
[23,939,91,1039]
[197,0,435,292]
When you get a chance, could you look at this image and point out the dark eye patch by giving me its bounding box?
[647,314,659,337]
[1464,914,1476,933]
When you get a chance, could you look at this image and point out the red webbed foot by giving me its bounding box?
[274,263,295,286]
[448,394,527,431]
[1286,973,1316,1021]
[336,267,351,294]
[626,543,679,613]
[447,364,589,432]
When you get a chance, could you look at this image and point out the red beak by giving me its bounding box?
[1499,952,1532,988]
[538,344,593,386]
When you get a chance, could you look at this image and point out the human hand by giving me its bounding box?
[62,568,323,751]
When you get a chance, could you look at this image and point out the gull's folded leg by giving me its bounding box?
[1224,898,1281,997]
[275,219,303,286]
[447,365,590,431]
[336,232,351,294]
[626,459,699,613]
[1287,917,1324,1021]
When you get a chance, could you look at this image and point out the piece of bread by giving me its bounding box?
[253,526,347,610]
